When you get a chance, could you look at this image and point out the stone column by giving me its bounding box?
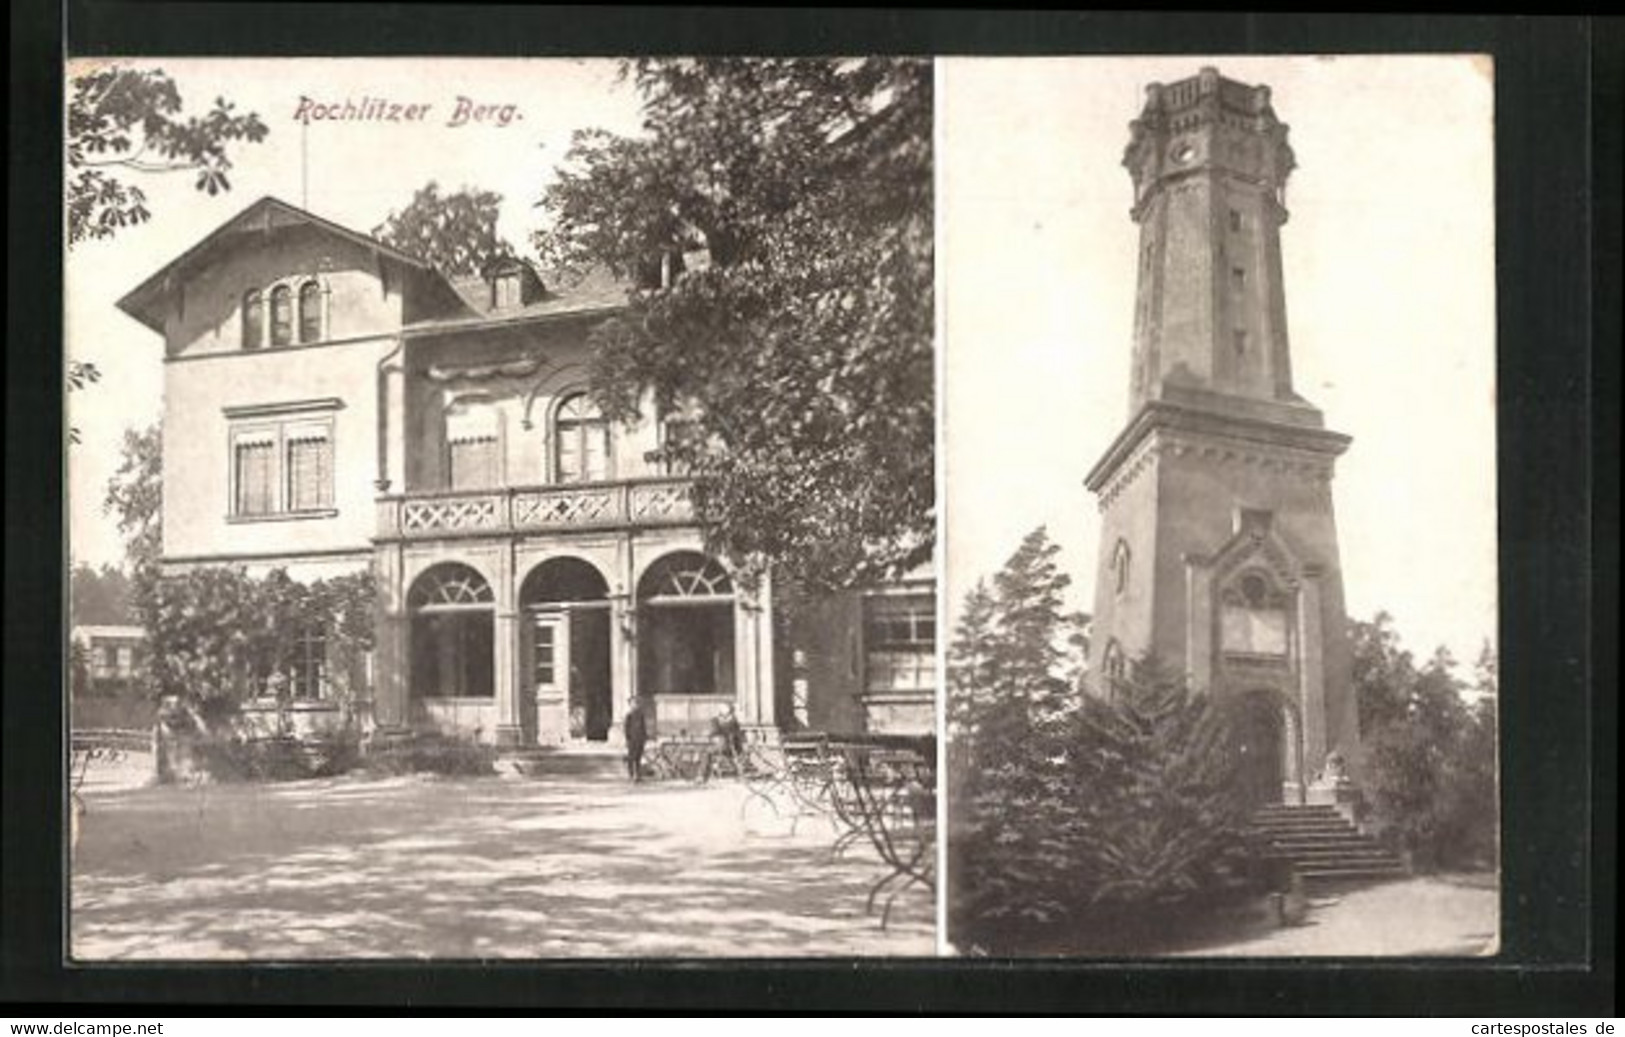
[754,570,777,733]
[1281,703,1304,805]
[1296,566,1328,778]
[606,594,633,747]
[493,550,521,747]
[371,546,409,731]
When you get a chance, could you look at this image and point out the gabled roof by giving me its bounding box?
[405,265,630,337]
[116,195,434,333]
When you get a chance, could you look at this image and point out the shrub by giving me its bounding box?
[361,734,496,777]
[1354,622,1499,873]
[948,529,1258,954]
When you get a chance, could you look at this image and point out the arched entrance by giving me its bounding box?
[520,557,612,744]
[636,551,736,736]
[1232,690,1288,808]
[408,563,496,737]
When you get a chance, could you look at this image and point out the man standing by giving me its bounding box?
[623,695,649,783]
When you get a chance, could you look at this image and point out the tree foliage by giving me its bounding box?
[948,529,1249,953]
[69,563,134,625]
[66,361,102,446]
[1352,614,1499,871]
[373,182,514,277]
[138,567,376,712]
[535,58,933,591]
[102,423,163,574]
[66,65,268,246]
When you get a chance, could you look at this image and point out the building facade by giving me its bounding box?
[1084,69,1359,807]
[71,625,146,694]
[118,197,934,747]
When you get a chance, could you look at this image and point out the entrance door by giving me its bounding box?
[1234,692,1285,808]
[570,607,613,741]
[529,609,570,744]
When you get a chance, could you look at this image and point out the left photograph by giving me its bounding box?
[65,57,937,959]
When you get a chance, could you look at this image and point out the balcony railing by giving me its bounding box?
[377,477,696,539]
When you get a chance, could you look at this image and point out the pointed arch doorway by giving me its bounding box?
[1233,689,1291,808]
[520,557,612,744]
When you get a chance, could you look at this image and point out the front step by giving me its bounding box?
[499,745,627,779]
[1253,804,1406,888]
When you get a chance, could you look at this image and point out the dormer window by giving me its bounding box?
[493,271,522,310]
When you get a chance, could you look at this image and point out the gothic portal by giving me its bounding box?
[1084,68,1360,807]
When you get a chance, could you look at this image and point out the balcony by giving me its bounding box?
[377,477,695,541]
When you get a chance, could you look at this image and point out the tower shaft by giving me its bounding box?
[1087,68,1360,808]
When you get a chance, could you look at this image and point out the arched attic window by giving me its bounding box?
[269,285,293,347]
[242,289,264,350]
[298,280,323,343]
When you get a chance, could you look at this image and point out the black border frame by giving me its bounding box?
[6,6,1615,1014]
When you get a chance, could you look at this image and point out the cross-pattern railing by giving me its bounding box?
[379,478,694,539]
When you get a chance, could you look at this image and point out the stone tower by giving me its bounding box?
[1084,68,1360,808]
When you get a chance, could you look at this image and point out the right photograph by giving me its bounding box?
[941,56,1498,957]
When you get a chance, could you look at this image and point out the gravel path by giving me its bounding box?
[70,754,934,960]
[1173,875,1499,957]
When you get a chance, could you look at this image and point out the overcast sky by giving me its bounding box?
[940,55,1497,666]
[65,57,645,568]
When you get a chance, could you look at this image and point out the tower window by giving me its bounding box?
[1231,266,1247,290]
[1111,538,1132,596]
[1229,209,1243,232]
[1233,330,1248,357]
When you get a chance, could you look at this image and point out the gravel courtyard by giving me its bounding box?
[70,753,934,960]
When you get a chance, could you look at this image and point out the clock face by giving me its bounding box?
[1170,141,1197,165]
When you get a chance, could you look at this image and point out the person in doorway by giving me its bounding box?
[623,695,649,783]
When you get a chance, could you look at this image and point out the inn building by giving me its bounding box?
[117,196,935,747]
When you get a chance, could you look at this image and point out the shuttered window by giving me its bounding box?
[227,404,340,519]
[234,438,276,515]
[287,432,333,511]
[448,436,499,490]
[445,400,501,490]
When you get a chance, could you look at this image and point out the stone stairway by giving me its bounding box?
[497,744,628,779]
[1253,803,1407,887]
